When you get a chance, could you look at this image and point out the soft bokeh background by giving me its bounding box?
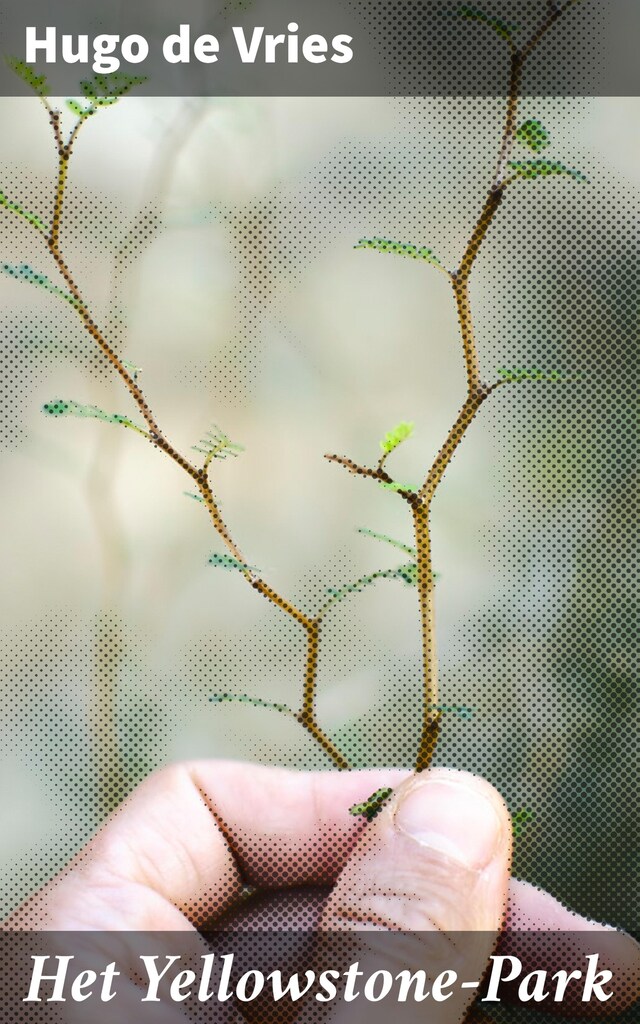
[0,94,637,934]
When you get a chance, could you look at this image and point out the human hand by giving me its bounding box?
[6,763,639,1022]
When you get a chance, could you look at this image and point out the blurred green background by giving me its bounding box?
[0,94,637,934]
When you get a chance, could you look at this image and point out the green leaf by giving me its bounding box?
[349,787,393,821]
[1,263,78,306]
[208,552,255,574]
[66,99,95,118]
[42,399,147,435]
[391,563,419,586]
[183,491,205,503]
[193,426,244,461]
[6,57,49,97]
[325,578,375,602]
[507,160,588,183]
[122,359,142,380]
[210,693,294,716]
[80,73,146,101]
[516,119,550,152]
[429,703,475,720]
[446,6,517,42]
[380,420,414,456]
[325,562,418,606]
[379,480,418,494]
[357,527,416,558]
[0,193,47,233]
[355,237,442,268]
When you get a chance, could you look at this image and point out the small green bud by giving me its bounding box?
[349,787,394,821]
[380,421,415,455]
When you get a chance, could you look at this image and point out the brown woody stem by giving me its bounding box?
[324,453,419,504]
[419,389,490,504]
[412,502,441,771]
[452,276,483,394]
[4,0,584,785]
[407,4,579,775]
[298,622,351,770]
[324,452,393,484]
[38,112,349,773]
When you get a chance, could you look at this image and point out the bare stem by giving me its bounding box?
[419,389,491,503]
[324,453,419,504]
[324,453,393,484]
[522,1,574,60]
[50,153,68,248]
[412,503,441,771]
[46,107,63,156]
[35,109,349,773]
[325,1,583,777]
[492,54,524,191]
[451,275,483,394]
[298,622,351,770]
[3,0,585,784]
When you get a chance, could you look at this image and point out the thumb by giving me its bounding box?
[318,768,512,1022]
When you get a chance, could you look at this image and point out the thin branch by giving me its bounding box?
[8,101,351,773]
[451,277,483,395]
[298,628,351,769]
[357,527,416,558]
[408,0,584,775]
[325,453,391,482]
[66,115,91,156]
[301,620,320,723]
[203,444,224,472]
[314,566,414,621]
[419,389,490,504]
[49,155,68,250]
[196,470,316,630]
[325,453,418,503]
[457,188,505,283]
[412,503,440,772]
[48,246,198,473]
[46,106,64,155]
[211,683,349,770]
[118,419,152,439]
[209,693,297,718]
[450,0,580,397]
[49,209,334,747]
[424,0,582,488]
[0,192,47,234]
[451,188,505,399]
[492,54,524,191]
[251,579,315,631]
[2,0,585,785]
[298,723,350,770]
[521,1,571,60]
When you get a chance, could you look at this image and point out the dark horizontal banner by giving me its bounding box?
[1,930,638,1022]
[0,0,638,97]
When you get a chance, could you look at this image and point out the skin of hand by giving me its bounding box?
[4,763,639,1023]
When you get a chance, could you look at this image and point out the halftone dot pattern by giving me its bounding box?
[353,0,607,95]
[0,8,637,1020]
[177,93,635,934]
